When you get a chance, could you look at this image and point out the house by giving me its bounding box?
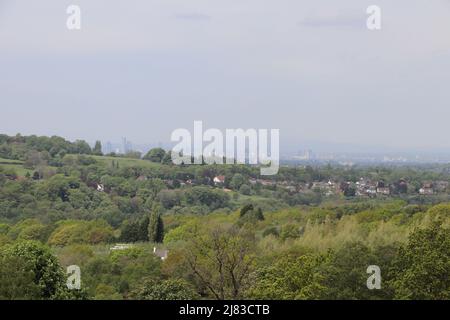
[419,183,434,195]
[153,247,168,260]
[354,178,378,197]
[419,187,433,195]
[375,180,390,195]
[213,175,225,185]
[366,187,377,196]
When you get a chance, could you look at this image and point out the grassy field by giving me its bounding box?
[0,155,162,177]
[0,157,24,165]
[91,155,161,169]
[0,158,33,176]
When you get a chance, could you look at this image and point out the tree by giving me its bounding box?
[186,226,255,300]
[148,210,164,243]
[389,221,450,299]
[120,220,140,243]
[158,189,181,209]
[73,140,92,154]
[254,208,265,221]
[183,186,230,210]
[138,216,150,242]
[240,204,254,217]
[162,152,172,164]
[248,253,328,299]
[318,242,390,300]
[93,141,103,156]
[132,278,198,300]
[32,171,40,180]
[250,242,393,300]
[0,255,40,299]
[0,241,67,299]
[48,220,114,246]
[230,173,246,191]
[239,184,251,195]
[343,185,356,197]
[143,148,166,163]
[238,206,264,226]
[117,215,148,244]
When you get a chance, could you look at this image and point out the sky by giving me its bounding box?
[1,0,450,153]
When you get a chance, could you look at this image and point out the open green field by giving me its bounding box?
[0,155,162,177]
[0,157,23,165]
[0,158,33,176]
[0,164,33,177]
[91,155,162,169]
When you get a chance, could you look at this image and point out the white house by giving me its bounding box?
[213,175,225,185]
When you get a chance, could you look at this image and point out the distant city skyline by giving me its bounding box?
[91,136,450,164]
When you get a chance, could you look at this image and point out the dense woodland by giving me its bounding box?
[0,134,448,300]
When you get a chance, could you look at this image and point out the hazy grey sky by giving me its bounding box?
[1,0,450,152]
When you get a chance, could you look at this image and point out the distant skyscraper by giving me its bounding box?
[104,141,112,154]
[122,137,133,154]
[122,137,128,154]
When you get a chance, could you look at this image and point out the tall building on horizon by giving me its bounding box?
[122,137,133,154]
[104,141,112,154]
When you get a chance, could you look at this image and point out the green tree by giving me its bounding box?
[343,185,356,197]
[148,210,164,243]
[319,242,390,300]
[120,220,140,243]
[144,148,166,163]
[48,220,114,246]
[230,173,246,191]
[186,226,255,300]
[248,253,328,299]
[93,141,103,156]
[239,184,251,195]
[389,221,450,300]
[238,206,265,226]
[254,208,265,221]
[138,216,150,242]
[132,278,198,300]
[73,140,92,154]
[240,204,254,217]
[0,255,40,299]
[0,241,67,299]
